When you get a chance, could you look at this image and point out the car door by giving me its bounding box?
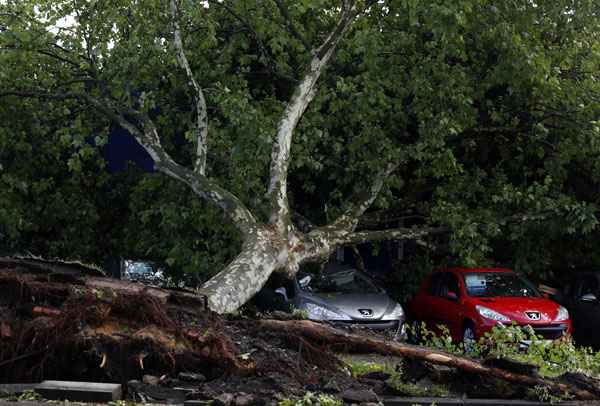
[414,273,445,331]
[419,273,461,337]
[570,274,600,347]
[434,272,464,339]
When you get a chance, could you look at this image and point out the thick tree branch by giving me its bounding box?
[358,208,425,228]
[267,1,357,235]
[171,0,209,176]
[336,226,449,246]
[301,224,447,264]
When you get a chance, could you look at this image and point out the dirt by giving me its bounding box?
[0,263,384,404]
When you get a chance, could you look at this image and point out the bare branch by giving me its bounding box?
[358,207,425,228]
[329,162,399,231]
[267,3,357,235]
[273,0,311,52]
[335,226,449,246]
[171,0,208,176]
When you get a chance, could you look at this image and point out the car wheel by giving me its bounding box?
[408,320,422,344]
[462,323,476,352]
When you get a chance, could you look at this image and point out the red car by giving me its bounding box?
[408,268,572,349]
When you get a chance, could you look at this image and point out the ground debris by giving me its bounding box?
[3,261,600,404]
[0,264,361,402]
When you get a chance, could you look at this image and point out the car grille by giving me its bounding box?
[331,320,400,330]
[527,324,568,340]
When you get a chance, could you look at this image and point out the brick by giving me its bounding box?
[34,380,121,402]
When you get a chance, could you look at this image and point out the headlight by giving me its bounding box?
[476,305,510,322]
[304,303,351,321]
[382,304,405,321]
[555,306,569,322]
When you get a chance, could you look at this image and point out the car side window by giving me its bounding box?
[446,273,460,297]
[438,273,460,298]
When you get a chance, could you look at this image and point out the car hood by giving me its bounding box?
[308,293,396,320]
[472,297,563,323]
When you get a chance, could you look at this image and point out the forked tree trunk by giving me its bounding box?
[200,228,284,313]
[199,226,329,314]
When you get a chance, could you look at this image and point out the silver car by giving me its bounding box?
[274,267,405,337]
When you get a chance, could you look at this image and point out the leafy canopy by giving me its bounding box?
[1,0,599,280]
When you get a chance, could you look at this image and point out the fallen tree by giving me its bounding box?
[1,261,600,401]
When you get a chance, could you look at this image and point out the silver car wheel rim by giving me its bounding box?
[463,327,475,352]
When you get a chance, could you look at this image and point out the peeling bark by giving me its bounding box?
[267,4,357,235]
[199,229,283,314]
[171,0,209,176]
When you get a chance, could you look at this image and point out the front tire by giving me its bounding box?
[462,323,476,352]
[408,320,422,344]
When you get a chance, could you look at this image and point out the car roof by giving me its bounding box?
[436,267,514,274]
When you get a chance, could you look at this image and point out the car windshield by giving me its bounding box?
[301,269,382,294]
[464,272,541,298]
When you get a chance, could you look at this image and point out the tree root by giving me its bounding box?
[0,266,250,383]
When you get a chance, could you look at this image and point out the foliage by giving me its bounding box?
[0,389,43,402]
[344,359,392,378]
[388,252,437,304]
[419,323,464,355]
[387,371,450,398]
[414,322,600,379]
[291,308,309,320]
[528,385,572,403]
[0,0,599,284]
[344,357,449,398]
[279,392,342,406]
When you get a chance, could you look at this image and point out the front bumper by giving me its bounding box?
[332,319,402,330]
[332,319,407,340]
[477,319,571,341]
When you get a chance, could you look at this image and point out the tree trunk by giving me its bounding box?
[200,228,284,314]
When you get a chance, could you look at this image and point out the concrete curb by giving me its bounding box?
[382,397,594,406]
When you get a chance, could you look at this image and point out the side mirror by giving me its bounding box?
[274,287,289,302]
[446,291,458,301]
[580,293,597,303]
[299,275,312,288]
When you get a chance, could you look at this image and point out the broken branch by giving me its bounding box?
[257,319,597,401]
